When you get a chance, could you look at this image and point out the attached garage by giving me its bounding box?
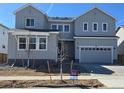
[79,46,113,64]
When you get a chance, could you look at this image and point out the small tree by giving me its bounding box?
[25,32,31,68]
[59,38,66,81]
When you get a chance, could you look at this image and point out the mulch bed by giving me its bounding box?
[0,79,104,88]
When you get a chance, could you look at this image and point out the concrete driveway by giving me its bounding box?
[80,64,124,76]
[79,64,124,88]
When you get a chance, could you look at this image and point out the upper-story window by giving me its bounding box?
[51,24,70,33]
[64,25,70,32]
[102,23,107,32]
[25,18,35,27]
[92,22,98,32]
[51,24,57,30]
[58,25,63,31]
[83,22,88,32]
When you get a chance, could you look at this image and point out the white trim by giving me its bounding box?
[63,24,70,33]
[38,36,48,51]
[25,18,35,28]
[74,37,118,39]
[12,31,49,36]
[28,36,37,50]
[51,24,57,30]
[17,35,48,51]
[49,32,59,34]
[92,22,98,32]
[17,36,27,50]
[102,22,108,32]
[79,46,113,64]
[82,22,88,32]
[74,7,116,21]
[13,3,46,15]
[56,24,64,33]
[51,24,70,33]
[59,39,74,41]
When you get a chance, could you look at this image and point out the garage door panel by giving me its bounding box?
[80,47,112,64]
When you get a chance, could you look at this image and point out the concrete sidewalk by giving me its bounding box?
[0,75,124,88]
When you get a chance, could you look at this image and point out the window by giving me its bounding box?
[25,18,34,27]
[64,25,70,32]
[83,22,88,31]
[39,37,47,50]
[18,37,27,49]
[29,37,36,49]
[92,22,98,32]
[58,25,63,31]
[51,24,70,33]
[102,23,107,32]
[51,24,57,30]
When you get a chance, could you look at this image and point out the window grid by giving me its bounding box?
[51,24,70,33]
[25,18,35,27]
[92,22,98,32]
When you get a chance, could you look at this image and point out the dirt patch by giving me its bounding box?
[0,79,104,88]
[0,69,69,76]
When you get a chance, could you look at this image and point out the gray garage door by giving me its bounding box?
[80,47,112,64]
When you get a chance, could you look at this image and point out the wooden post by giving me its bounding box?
[47,60,52,81]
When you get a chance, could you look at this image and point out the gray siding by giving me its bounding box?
[15,6,48,29]
[74,8,116,36]
[75,38,117,62]
[8,33,58,61]
[49,22,74,40]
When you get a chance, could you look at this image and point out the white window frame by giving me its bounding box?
[83,22,88,32]
[18,36,48,51]
[92,22,98,32]
[51,24,58,30]
[25,18,35,28]
[18,36,27,50]
[29,36,37,50]
[102,22,108,32]
[51,24,70,33]
[38,36,48,51]
[63,24,70,33]
[58,24,64,32]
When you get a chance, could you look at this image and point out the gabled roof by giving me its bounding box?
[13,3,47,16]
[0,23,9,29]
[74,7,116,21]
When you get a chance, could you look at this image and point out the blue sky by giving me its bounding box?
[0,3,124,28]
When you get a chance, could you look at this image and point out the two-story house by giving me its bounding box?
[8,4,118,66]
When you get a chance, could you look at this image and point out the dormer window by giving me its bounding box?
[25,18,34,27]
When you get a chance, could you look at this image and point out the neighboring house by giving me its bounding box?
[7,4,118,65]
[0,24,9,62]
[116,26,124,63]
